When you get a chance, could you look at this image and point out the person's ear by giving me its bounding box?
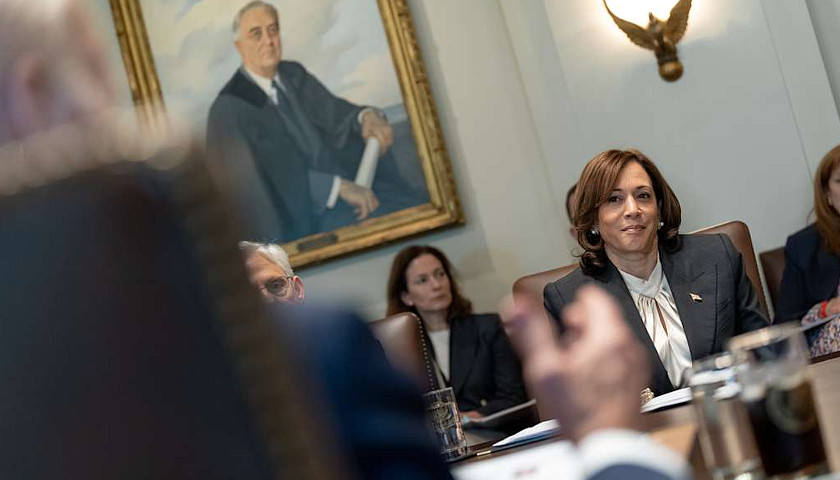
[3,53,51,139]
[401,290,413,307]
[291,276,305,303]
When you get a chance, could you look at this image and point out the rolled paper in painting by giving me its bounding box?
[354,137,380,189]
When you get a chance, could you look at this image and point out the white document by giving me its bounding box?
[640,387,692,413]
[452,441,579,480]
[467,399,537,429]
[492,419,561,448]
[354,137,380,189]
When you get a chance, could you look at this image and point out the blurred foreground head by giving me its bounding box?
[0,0,115,142]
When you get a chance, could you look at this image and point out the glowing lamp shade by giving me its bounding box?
[603,0,681,27]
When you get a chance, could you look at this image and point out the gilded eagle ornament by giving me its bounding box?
[604,0,692,81]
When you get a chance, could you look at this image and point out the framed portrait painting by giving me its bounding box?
[108,0,463,267]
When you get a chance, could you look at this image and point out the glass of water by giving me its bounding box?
[422,387,470,462]
[687,352,762,480]
[729,324,829,479]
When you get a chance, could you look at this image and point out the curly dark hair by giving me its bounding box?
[386,245,472,322]
[573,149,682,275]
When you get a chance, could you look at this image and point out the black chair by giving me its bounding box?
[369,312,435,392]
[759,246,786,318]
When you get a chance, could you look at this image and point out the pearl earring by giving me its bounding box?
[658,221,664,229]
[590,226,600,235]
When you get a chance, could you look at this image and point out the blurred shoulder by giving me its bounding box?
[268,303,371,344]
[545,267,588,297]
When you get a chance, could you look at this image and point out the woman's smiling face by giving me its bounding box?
[597,161,659,260]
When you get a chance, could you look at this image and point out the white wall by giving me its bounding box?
[807,0,840,169]
[96,0,840,320]
[501,0,840,258]
[301,0,567,319]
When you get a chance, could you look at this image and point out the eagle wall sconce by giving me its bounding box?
[603,0,692,82]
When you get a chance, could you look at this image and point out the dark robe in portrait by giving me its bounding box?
[206,60,426,243]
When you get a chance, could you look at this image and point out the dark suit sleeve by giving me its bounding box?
[589,465,678,480]
[543,281,568,333]
[206,97,285,241]
[308,170,336,213]
[285,307,453,480]
[290,62,364,148]
[477,316,528,416]
[776,235,815,323]
[719,234,769,333]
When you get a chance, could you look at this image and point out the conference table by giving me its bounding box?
[454,353,840,479]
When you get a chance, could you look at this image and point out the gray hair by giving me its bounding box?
[0,0,73,78]
[239,241,294,276]
[232,1,279,39]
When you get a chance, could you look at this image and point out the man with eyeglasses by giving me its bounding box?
[240,241,305,304]
[238,239,455,479]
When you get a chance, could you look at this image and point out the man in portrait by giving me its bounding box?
[207,0,427,244]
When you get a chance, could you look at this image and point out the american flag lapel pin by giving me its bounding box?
[690,293,703,303]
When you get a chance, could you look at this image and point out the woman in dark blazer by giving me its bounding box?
[777,145,840,356]
[386,246,527,421]
[544,149,768,396]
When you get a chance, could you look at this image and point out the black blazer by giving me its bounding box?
[777,224,840,323]
[543,234,768,395]
[427,313,527,416]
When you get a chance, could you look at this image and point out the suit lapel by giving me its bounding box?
[449,317,478,398]
[225,69,314,157]
[223,70,269,108]
[660,248,717,360]
[595,264,673,394]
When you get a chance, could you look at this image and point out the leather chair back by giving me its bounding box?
[369,312,434,392]
[759,246,786,316]
[513,220,770,318]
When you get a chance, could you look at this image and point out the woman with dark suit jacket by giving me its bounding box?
[386,246,527,422]
[777,146,840,356]
[544,149,768,396]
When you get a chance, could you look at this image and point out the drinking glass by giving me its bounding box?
[728,324,829,479]
[687,352,762,480]
[422,387,470,462]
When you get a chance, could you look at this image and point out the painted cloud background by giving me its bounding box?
[134,0,403,135]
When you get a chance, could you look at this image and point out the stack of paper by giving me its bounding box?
[492,419,561,449]
[640,387,692,413]
[452,441,577,480]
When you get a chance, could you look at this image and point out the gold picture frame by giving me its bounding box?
[108,0,463,267]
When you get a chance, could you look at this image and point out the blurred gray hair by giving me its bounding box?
[232,1,279,39]
[239,241,294,276]
[0,0,73,80]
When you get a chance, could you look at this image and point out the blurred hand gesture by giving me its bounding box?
[500,285,650,443]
